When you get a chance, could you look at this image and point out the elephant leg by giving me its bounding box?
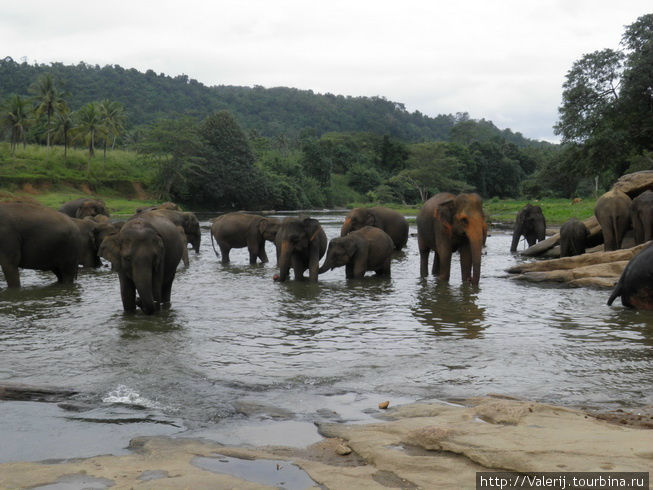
[119,275,137,312]
[418,237,430,277]
[0,261,20,288]
[219,244,231,264]
[345,263,354,279]
[435,243,452,282]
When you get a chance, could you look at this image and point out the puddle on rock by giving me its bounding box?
[192,455,317,490]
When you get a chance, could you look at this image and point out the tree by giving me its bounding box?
[31,73,66,158]
[2,94,30,154]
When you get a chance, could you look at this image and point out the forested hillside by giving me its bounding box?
[0,57,538,145]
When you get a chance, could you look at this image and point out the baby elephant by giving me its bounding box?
[607,243,653,310]
[319,226,394,279]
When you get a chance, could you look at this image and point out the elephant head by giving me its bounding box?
[76,199,108,219]
[318,236,356,273]
[341,208,375,236]
[99,219,165,314]
[510,204,546,252]
[259,217,281,243]
[275,217,326,282]
[434,193,487,286]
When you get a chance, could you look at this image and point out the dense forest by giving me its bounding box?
[1,13,651,210]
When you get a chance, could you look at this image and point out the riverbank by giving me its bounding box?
[1,396,651,489]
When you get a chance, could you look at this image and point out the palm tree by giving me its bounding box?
[2,94,30,155]
[98,99,126,161]
[31,73,65,159]
[52,104,74,162]
[75,102,104,173]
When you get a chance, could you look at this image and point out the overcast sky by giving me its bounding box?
[2,1,651,141]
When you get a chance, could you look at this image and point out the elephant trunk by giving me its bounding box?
[510,224,521,252]
[277,240,292,282]
[133,264,156,315]
[467,218,485,286]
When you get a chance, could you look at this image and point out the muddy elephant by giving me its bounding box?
[630,190,653,245]
[510,204,545,252]
[59,198,109,218]
[274,217,327,282]
[559,218,589,257]
[210,212,280,264]
[341,207,408,250]
[140,209,201,254]
[319,226,394,278]
[72,218,121,268]
[417,193,487,286]
[608,243,653,309]
[0,202,81,288]
[99,214,184,314]
[594,189,632,251]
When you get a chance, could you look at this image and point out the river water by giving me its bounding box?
[1,211,652,462]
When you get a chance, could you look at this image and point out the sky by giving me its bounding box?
[2,0,651,142]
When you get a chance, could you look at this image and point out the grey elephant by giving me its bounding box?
[140,209,201,254]
[594,189,632,251]
[99,214,184,314]
[510,204,545,252]
[560,218,589,257]
[59,198,109,218]
[0,202,81,288]
[630,190,653,245]
[273,216,327,282]
[417,193,487,286]
[319,226,394,278]
[341,207,408,250]
[210,212,280,264]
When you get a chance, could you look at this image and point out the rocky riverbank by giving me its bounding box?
[1,396,651,489]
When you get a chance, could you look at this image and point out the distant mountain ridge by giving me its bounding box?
[0,56,541,145]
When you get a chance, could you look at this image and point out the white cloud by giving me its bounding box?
[1,0,651,141]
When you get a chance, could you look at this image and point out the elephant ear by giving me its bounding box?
[99,234,121,270]
[303,217,322,241]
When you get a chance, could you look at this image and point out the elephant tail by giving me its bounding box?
[210,229,220,259]
[607,280,622,306]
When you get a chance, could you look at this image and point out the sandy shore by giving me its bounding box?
[1,396,651,489]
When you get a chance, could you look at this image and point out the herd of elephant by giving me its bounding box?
[0,192,488,315]
[511,189,653,310]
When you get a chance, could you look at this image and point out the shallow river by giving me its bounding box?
[1,211,652,462]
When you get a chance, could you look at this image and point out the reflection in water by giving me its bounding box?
[413,282,485,339]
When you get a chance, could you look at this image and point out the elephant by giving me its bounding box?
[210,212,280,264]
[140,209,201,254]
[273,216,327,282]
[594,189,632,251]
[416,192,487,286]
[99,214,185,314]
[608,243,653,309]
[71,218,121,268]
[319,226,394,278]
[510,203,546,252]
[341,207,409,250]
[59,198,109,218]
[630,190,653,245]
[559,218,589,257]
[0,202,81,288]
[135,202,180,214]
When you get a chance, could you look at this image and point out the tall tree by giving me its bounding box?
[31,73,65,158]
[2,94,30,154]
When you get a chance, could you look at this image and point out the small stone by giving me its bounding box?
[335,444,352,455]
[378,401,390,409]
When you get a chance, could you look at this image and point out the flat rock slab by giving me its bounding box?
[2,398,651,489]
